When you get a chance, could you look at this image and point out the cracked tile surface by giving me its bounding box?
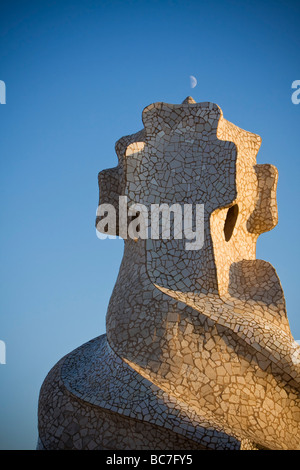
[38,98,300,450]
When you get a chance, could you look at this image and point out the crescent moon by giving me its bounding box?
[190,75,197,89]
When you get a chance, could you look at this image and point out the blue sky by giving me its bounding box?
[0,0,299,449]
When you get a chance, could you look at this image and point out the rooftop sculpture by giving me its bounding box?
[37,97,300,450]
